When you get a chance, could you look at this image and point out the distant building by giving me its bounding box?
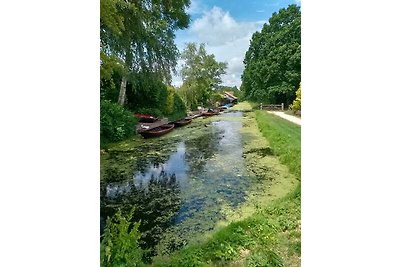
[222,91,238,104]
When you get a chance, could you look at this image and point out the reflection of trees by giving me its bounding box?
[184,127,222,176]
[100,171,181,263]
[105,142,179,176]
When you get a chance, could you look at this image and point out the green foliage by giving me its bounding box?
[290,84,301,111]
[100,0,191,105]
[245,250,283,267]
[177,81,202,110]
[100,0,125,36]
[179,43,227,109]
[100,0,191,81]
[168,93,187,121]
[100,100,137,145]
[209,92,223,106]
[165,86,175,115]
[100,208,145,267]
[125,72,168,111]
[242,5,301,106]
[101,51,127,102]
[152,214,282,266]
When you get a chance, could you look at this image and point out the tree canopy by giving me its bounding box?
[241,4,301,106]
[100,0,191,105]
[100,0,191,144]
[178,43,227,109]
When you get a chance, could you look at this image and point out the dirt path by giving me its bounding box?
[267,111,301,126]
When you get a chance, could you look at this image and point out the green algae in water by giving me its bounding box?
[100,111,297,260]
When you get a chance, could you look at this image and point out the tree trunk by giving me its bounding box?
[118,76,127,106]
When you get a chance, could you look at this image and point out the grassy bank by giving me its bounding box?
[149,107,301,266]
[255,110,301,179]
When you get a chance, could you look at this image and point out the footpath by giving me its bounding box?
[267,111,301,126]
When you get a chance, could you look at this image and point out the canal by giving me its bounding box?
[100,110,295,260]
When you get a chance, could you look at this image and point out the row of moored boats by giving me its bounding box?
[134,107,224,138]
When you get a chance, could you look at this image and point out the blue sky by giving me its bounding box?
[172,0,301,87]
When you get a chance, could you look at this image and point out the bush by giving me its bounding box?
[289,84,301,111]
[100,100,137,145]
[100,209,145,267]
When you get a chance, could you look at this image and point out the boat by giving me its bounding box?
[136,118,168,133]
[134,113,158,123]
[202,112,216,116]
[173,118,192,127]
[188,112,203,119]
[139,123,175,138]
[202,110,220,116]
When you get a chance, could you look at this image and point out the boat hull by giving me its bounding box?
[174,118,192,127]
[134,113,158,123]
[202,111,219,116]
[139,123,175,138]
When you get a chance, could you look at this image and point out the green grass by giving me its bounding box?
[255,110,301,179]
[149,106,301,266]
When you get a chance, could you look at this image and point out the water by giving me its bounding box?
[100,112,253,256]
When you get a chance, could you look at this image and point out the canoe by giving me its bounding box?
[139,123,175,138]
[134,113,158,123]
[174,118,192,127]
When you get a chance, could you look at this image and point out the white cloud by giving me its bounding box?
[190,7,263,46]
[172,6,265,88]
[186,0,207,15]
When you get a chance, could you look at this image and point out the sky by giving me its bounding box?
[172,0,301,88]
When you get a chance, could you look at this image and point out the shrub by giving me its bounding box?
[100,209,145,267]
[100,100,137,145]
[289,84,301,111]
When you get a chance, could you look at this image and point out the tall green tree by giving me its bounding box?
[241,4,301,106]
[100,0,191,105]
[179,43,227,109]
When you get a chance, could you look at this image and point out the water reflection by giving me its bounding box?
[101,171,181,261]
[101,112,251,255]
[133,142,188,188]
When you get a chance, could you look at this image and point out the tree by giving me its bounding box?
[179,43,227,109]
[241,4,301,106]
[100,0,191,105]
[164,86,175,114]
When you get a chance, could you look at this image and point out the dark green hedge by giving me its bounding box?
[100,100,137,145]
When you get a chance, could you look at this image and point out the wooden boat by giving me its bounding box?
[173,118,192,127]
[188,112,202,119]
[136,118,168,133]
[134,113,158,123]
[139,123,175,138]
[202,110,219,116]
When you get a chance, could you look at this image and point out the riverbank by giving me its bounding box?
[151,103,301,266]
